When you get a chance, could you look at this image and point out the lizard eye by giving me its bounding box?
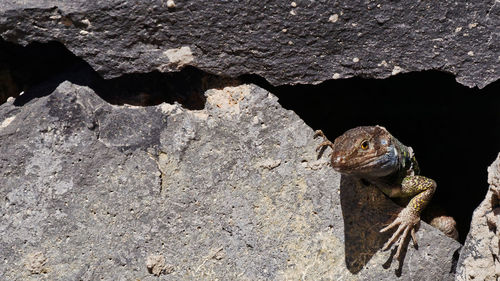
[360,140,369,150]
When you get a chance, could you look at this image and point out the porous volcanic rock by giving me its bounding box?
[1,1,499,88]
[456,154,500,281]
[0,82,460,280]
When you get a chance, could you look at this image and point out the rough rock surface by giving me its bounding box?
[1,1,499,88]
[456,153,500,281]
[0,82,460,280]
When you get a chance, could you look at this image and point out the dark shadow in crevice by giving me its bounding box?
[0,39,94,106]
[91,67,238,109]
[0,39,237,109]
[241,71,500,244]
[450,248,461,274]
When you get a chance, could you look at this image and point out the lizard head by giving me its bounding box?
[330,125,399,177]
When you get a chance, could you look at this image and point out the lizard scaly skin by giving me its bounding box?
[314,126,436,260]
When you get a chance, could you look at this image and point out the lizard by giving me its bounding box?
[314,125,436,260]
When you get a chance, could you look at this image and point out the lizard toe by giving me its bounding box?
[313,130,325,139]
[380,217,401,233]
[382,222,405,251]
[410,228,418,247]
[394,226,411,259]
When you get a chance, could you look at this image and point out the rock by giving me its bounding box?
[456,154,500,281]
[1,1,499,88]
[146,254,173,276]
[24,251,47,275]
[0,81,460,280]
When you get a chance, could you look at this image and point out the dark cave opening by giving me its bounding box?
[1,39,499,243]
[243,71,500,243]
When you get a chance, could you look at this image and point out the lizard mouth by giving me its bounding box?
[332,150,398,177]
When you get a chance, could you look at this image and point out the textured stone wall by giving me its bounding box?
[2,1,499,87]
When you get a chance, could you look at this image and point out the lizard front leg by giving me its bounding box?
[380,175,436,259]
[313,130,334,159]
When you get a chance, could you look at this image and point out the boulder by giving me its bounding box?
[456,154,500,281]
[1,1,499,87]
[0,82,460,280]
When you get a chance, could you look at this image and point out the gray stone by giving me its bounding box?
[1,1,499,88]
[0,81,460,280]
[456,153,500,281]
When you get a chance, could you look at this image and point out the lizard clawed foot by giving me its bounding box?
[313,130,334,159]
[380,207,420,260]
[313,130,327,139]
